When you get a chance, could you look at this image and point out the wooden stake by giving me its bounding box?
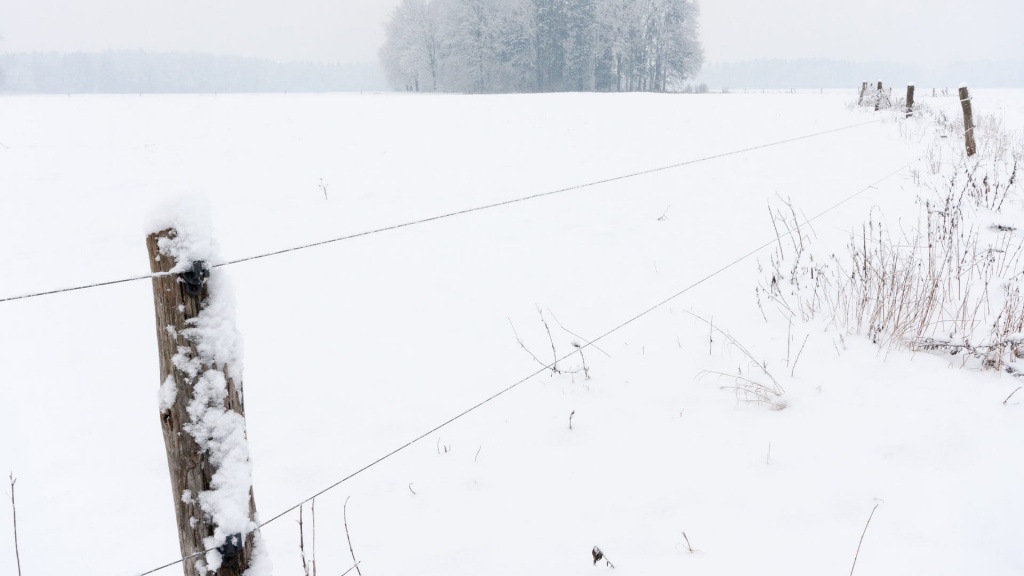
[147,228,258,576]
[959,85,977,157]
[858,81,868,105]
[874,81,884,111]
[906,84,915,117]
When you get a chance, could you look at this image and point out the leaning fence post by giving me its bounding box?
[874,80,884,111]
[147,222,262,576]
[906,83,915,118]
[958,83,977,157]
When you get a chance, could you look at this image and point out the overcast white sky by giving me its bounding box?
[1,0,1021,65]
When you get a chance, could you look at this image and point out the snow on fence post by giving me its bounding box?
[958,83,977,157]
[906,83,915,118]
[146,215,266,576]
[874,80,884,111]
[858,81,868,105]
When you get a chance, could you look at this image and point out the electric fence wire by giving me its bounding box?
[132,156,919,576]
[2,113,907,305]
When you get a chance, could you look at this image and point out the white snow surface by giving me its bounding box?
[158,375,177,413]
[1,90,1023,576]
[148,196,218,274]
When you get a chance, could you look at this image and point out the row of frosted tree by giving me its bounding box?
[379,0,703,93]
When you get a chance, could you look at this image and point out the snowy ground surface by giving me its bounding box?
[1,89,1022,575]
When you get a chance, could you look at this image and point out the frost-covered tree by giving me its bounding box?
[379,0,703,93]
[379,0,442,91]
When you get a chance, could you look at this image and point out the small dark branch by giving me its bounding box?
[343,497,363,576]
[435,437,450,455]
[508,318,556,373]
[299,504,310,576]
[681,531,700,553]
[791,334,810,377]
[572,342,590,380]
[849,503,881,576]
[537,306,559,372]
[591,546,615,568]
[9,473,21,576]
[657,205,671,221]
[1003,385,1019,403]
[569,410,575,430]
[710,317,714,356]
[340,562,361,576]
[408,483,416,496]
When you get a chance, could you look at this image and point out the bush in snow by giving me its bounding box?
[759,102,1024,375]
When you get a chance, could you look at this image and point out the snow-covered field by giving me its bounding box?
[1,89,1022,575]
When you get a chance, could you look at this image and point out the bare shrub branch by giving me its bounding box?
[9,473,21,576]
[850,503,881,576]
[343,497,363,576]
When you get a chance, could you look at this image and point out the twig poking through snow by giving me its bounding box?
[312,498,318,576]
[508,318,554,371]
[8,473,22,576]
[339,561,361,576]
[343,497,363,576]
[849,503,881,576]
[408,483,416,496]
[299,505,310,576]
[684,310,784,396]
[791,334,810,377]
[538,306,559,372]
[681,531,700,553]
[1003,385,1019,403]
[709,317,714,356]
[569,410,575,430]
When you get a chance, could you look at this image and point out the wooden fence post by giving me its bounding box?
[147,227,259,576]
[958,84,977,157]
[858,81,868,105]
[874,80,884,111]
[906,83,915,118]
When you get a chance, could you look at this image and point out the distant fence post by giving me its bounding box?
[858,81,868,105]
[147,227,259,576]
[906,83,915,117]
[874,80,884,111]
[958,84,977,157]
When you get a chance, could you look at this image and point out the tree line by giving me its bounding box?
[0,52,385,93]
[379,0,703,93]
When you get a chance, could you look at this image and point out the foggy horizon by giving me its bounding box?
[1,0,1020,67]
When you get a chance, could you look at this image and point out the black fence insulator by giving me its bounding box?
[217,533,244,565]
[180,261,210,298]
